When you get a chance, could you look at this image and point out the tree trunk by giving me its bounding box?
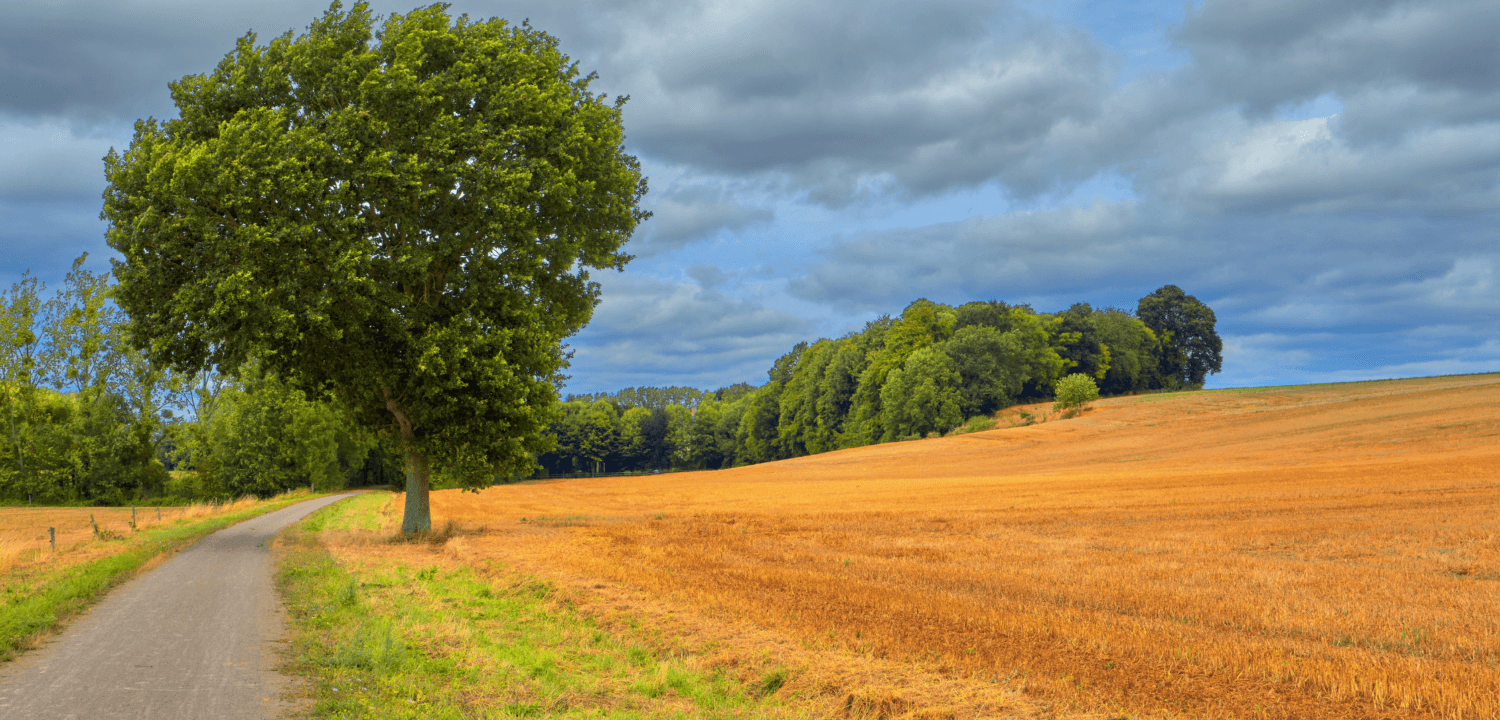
[5,404,22,477]
[400,449,432,534]
[383,391,430,535]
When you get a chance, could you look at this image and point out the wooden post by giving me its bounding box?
[49,527,55,552]
[90,514,98,534]
[157,507,161,521]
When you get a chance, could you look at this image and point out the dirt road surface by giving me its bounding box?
[0,493,354,719]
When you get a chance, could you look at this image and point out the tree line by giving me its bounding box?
[0,257,399,505]
[537,285,1222,475]
[3,259,1220,500]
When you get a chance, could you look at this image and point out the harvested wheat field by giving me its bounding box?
[0,498,260,576]
[422,373,1500,720]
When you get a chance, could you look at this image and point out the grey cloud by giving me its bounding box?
[11,0,1495,218]
[788,199,1498,331]
[606,0,1113,202]
[1221,333,1317,370]
[564,272,808,392]
[1004,0,1500,218]
[1174,0,1500,117]
[0,198,112,287]
[0,1,339,123]
[0,120,113,201]
[594,0,1498,211]
[1147,113,1500,215]
[0,0,627,123]
[687,264,730,290]
[1217,330,1500,388]
[783,197,1500,388]
[1336,84,1500,147]
[633,182,773,256]
[0,0,1113,206]
[788,201,1171,312]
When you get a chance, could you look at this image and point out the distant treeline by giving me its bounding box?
[538,285,1222,475]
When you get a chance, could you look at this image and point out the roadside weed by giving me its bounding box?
[0,492,327,661]
[277,494,809,719]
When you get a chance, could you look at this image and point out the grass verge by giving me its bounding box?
[275,493,810,719]
[0,490,331,661]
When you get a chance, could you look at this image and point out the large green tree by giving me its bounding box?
[942,325,1027,416]
[1048,302,1110,382]
[1090,307,1160,395]
[1136,285,1223,388]
[0,274,44,496]
[879,346,963,441]
[190,367,374,498]
[102,2,648,532]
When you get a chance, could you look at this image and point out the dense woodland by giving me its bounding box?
[2,258,1220,501]
[537,286,1222,475]
[0,256,401,505]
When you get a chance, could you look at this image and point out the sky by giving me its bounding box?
[2,0,1497,395]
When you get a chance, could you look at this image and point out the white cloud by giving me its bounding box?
[1177,114,1500,214]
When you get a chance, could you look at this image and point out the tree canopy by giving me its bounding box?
[102,2,648,531]
[1136,285,1223,388]
[536,287,1222,476]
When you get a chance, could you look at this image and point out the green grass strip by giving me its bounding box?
[0,492,332,660]
[278,494,807,719]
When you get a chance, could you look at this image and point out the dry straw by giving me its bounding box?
[0,494,265,577]
[425,373,1500,720]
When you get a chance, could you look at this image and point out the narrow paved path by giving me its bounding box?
[0,493,355,719]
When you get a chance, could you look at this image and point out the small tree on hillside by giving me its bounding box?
[103,2,648,532]
[1053,373,1100,412]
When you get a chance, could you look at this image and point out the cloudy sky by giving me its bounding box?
[2,0,1497,394]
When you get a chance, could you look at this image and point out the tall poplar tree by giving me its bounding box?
[102,2,648,532]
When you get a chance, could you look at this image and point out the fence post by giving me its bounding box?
[49,527,55,553]
[157,507,161,521]
[90,514,98,534]
[132,506,137,529]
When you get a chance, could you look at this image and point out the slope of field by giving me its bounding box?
[427,374,1500,719]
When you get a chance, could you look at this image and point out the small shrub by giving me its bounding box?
[758,668,788,696]
[1053,374,1101,412]
[950,415,998,435]
[336,578,360,607]
[327,623,404,672]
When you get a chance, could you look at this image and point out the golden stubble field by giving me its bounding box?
[0,498,260,577]
[419,374,1500,720]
